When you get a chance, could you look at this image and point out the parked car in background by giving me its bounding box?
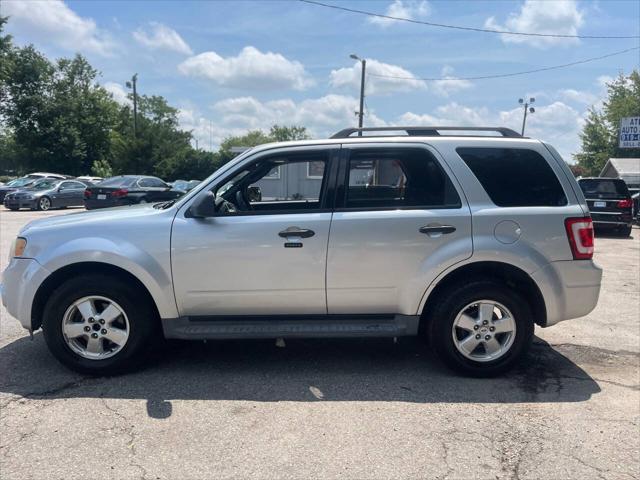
[632,192,640,224]
[4,178,91,211]
[171,179,201,192]
[26,172,70,180]
[1,177,48,203]
[1,126,602,377]
[84,175,184,210]
[76,176,103,184]
[577,177,633,236]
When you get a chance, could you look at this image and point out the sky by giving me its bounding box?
[2,0,640,160]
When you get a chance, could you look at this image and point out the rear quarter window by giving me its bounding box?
[456,147,567,207]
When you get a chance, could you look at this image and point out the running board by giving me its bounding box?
[161,314,420,340]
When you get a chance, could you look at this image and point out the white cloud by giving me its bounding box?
[2,0,114,56]
[133,22,193,55]
[485,0,584,48]
[369,0,430,27]
[399,100,584,160]
[177,94,386,150]
[430,66,474,97]
[178,46,314,91]
[103,82,130,106]
[330,61,472,98]
[557,89,599,106]
[213,94,385,134]
[330,59,426,95]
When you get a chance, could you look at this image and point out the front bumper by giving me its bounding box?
[1,258,51,330]
[532,259,603,327]
[4,198,36,209]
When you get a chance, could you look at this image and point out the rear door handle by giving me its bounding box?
[419,225,456,235]
[279,227,315,238]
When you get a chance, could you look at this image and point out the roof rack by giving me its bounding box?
[330,126,523,139]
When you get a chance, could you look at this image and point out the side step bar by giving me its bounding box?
[162,314,420,340]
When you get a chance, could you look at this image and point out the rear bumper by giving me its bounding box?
[84,199,131,210]
[532,260,603,327]
[591,211,633,227]
[1,258,51,330]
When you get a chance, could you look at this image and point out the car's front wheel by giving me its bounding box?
[37,196,51,211]
[427,280,534,377]
[42,274,158,375]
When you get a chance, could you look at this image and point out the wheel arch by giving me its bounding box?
[31,262,161,331]
[419,261,547,331]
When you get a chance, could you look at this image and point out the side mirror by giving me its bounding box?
[187,191,218,218]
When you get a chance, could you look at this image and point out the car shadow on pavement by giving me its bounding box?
[0,333,602,418]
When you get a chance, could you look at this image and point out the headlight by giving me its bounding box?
[13,237,27,257]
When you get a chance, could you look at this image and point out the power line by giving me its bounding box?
[367,46,640,82]
[299,0,640,39]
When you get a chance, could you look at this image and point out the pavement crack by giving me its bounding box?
[100,396,149,480]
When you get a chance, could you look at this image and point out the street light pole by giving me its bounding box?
[350,54,366,136]
[125,73,139,173]
[518,97,535,136]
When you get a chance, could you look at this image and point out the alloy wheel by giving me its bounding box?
[451,300,516,363]
[61,295,130,360]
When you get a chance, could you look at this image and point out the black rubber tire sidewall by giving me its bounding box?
[42,274,157,375]
[428,280,534,377]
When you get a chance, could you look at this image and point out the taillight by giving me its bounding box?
[83,189,91,198]
[111,189,128,198]
[565,217,594,260]
[617,199,632,208]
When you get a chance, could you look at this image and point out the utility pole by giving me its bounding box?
[518,97,535,135]
[126,73,139,173]
[350,54,366,136]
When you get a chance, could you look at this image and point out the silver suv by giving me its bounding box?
[1,126,602,376]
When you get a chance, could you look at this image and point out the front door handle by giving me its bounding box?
[419,225,456,235]
[279,227,315,238]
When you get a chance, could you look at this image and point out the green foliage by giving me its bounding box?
[91,158,113,178]
[217,126,311,167]
[575,71,640,175]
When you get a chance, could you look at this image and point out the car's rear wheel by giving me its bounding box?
[427,280,534,377]
[42,274,158,375]
[37,196,51,211]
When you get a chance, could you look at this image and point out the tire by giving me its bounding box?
[42,274,159,375]
[618,226,632,237]
[427,280,534,377]
[37,196,51,211]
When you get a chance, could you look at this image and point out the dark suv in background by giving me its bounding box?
[578,177,633,237]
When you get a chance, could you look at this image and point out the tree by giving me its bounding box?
[91,158,113,178]
[216,125,311,167]
[575,71,640,175]
[269,125,310,142]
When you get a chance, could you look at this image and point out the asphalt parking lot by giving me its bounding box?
[0,208,638,480]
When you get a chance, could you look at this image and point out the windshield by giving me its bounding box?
[31,180,59,190]
[97,177,138,187]
[579,179,630,197]
[9,177,35,187]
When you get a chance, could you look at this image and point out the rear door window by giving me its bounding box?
[343,148,461,209]
[457,147,567,207]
